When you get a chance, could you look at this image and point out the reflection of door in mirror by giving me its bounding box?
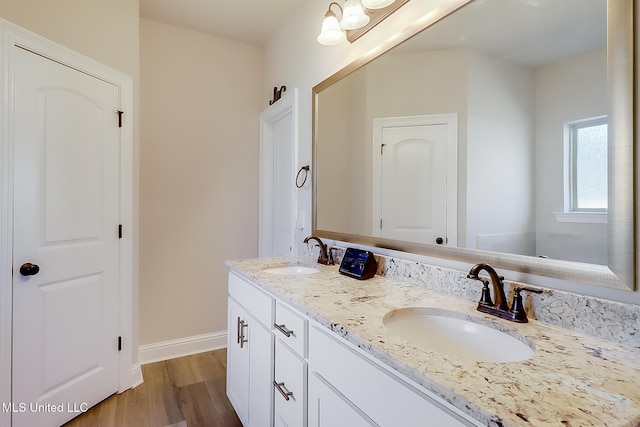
[372,115,458,246]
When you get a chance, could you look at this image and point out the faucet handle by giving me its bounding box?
[328,247,340,263]
[478,281,493,306]
[468,274,493,306]
[320,245,336,265]
[510,286,543,322]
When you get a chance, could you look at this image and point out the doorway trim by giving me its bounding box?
[0,18,135,425]
[372,114,458,246]
[259,88,299,257]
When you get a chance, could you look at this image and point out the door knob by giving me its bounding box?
[435,237,444,245]
[19,263,40,276]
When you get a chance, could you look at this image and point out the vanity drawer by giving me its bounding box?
[274,339,307,427]
[274,302,308,358]
[309,325,472,427]
[228,272,273,327]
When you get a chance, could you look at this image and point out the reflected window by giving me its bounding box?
[566,116,608,212]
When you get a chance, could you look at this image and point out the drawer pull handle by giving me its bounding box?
[273,381,293,401]
[273,323,293,337]
[238,319,248,348]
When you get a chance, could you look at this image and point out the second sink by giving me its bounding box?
[263,265,320,275]
[383,307,535,363]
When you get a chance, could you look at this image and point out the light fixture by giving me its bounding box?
[317,0,371,45]
[339,0,370,30]
[317,2,346,45]
[318,0,408,45]
[362,0,396,9]
[317,0,399,45]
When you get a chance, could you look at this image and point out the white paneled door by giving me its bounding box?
[271,109,295,255]
[259,89,298,257]
[11,46,121,426]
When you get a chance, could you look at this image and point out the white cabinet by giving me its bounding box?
[227,269,481,427]
[273,302,308,427]
[227,273,274,427]
[227,298,251,424]
[308,372,375,427]
[274,340,307,427]
[274,301,308,357]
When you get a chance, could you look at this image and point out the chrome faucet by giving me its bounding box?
[467,263,542,323]
[303,236,334,265]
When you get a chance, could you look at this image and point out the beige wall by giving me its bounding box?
[1,1,263,356]
[0,0,141,361]
[139,19,262,345]
[0,0,139,78]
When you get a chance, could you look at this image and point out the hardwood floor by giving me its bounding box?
[64,349,242,427]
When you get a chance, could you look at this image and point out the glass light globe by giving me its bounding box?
[317,10,346,45]
[362,0,395,9]
[340,0,370,30]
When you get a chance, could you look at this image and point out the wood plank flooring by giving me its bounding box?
[64,349,242,427]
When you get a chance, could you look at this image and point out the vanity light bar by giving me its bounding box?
[317,0,402,45]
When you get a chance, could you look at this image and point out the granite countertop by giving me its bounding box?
[226,256,640,427]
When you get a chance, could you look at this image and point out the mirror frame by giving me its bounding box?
[312,0,635,291]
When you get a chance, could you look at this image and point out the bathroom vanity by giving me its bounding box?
[226,256,640,427]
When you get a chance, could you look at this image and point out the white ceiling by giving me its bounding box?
[139,0,305,47]
[392,0,606,68]
[140,0,606,62]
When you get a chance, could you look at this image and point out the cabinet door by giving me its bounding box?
[308,372,375,427]
[248,316,274,427]
[274,340,307,427]
[227,298,250,425]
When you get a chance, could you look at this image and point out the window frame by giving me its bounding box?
[556,115,608,224]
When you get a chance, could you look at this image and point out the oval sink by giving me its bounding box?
[383,307,534,363]
[263,265,320,275]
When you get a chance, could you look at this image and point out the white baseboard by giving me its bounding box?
[130,363,144,388]
[138,330,227,365]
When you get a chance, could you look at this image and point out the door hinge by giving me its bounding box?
[118,336,122,352]
[116,110,124,128]
[119,224,123,239]
[380,219,383,229]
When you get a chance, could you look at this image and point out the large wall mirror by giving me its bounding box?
[313,0,635,290]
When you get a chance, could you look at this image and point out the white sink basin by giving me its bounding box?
[383,307,535,363]
[263,265,320,275]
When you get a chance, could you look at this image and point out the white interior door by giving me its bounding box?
[272,112,295,255]
[373,115,458,246]
[12,46,121,427]
[259,89,298,257]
